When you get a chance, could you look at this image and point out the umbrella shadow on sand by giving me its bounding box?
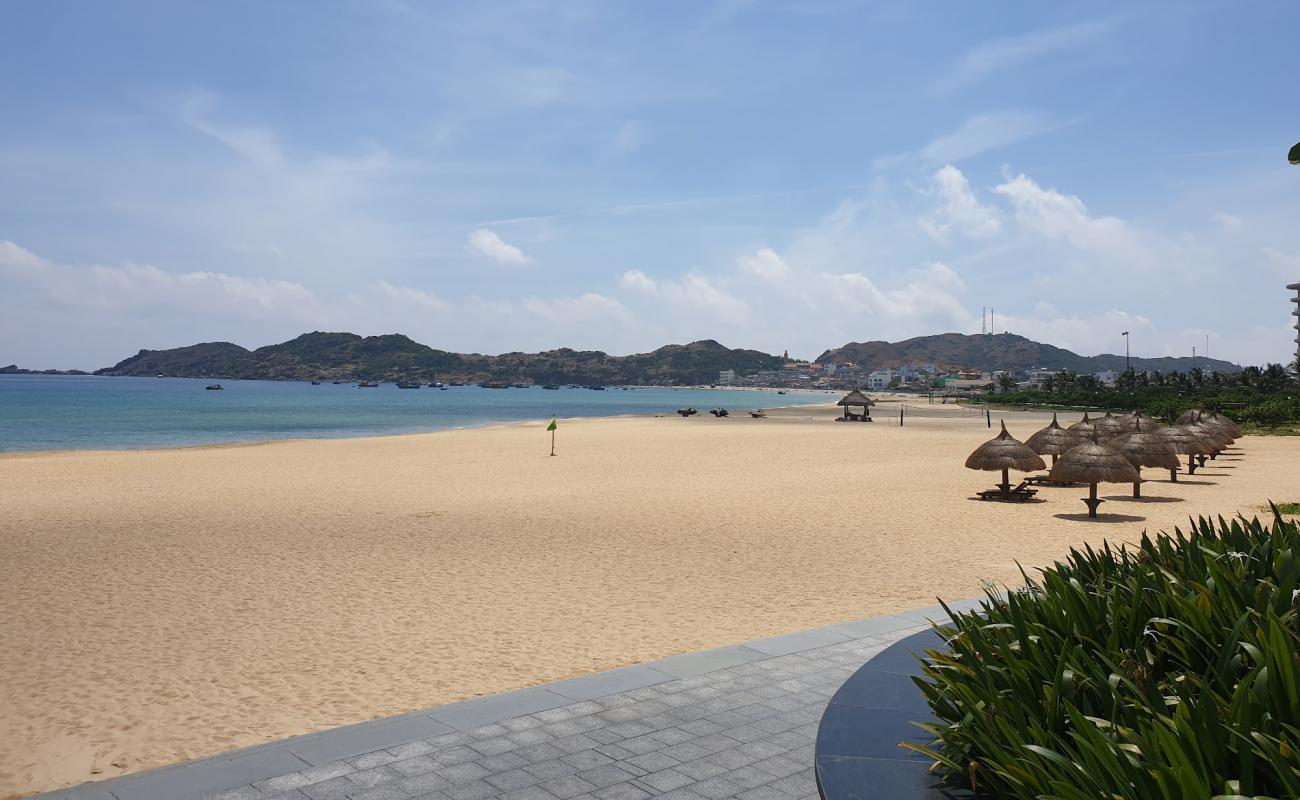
[1103,494,1182,503]
[1054,512,1147,523]
[1166,479,1217,486]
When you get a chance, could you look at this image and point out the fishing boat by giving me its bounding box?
[358,381,379,388]
[429,381,444,388]
[205,384,223,391]
[542,384,560,390]
[396,382,421,389]
[479,382,510,389]
[448,381,465,386]
[513,383,531,389]
[333,380,346,384]
[311,380,321,385]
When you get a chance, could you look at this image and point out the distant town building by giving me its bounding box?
[718,369,736,385]
[865,369,894,391]
[1027,370,1058,390]
[1095,370,1119,387]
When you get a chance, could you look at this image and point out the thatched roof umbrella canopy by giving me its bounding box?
[1048,434,1139,518]
[837,389,874,420]
[1024,413,1082,464]
[1108,417,1180,496]
[1118,410,1164,435]
[965,421,1046,492]
[1068,412,1097,436]
[1176,409,1205,425]
[1158,424,1217,477]
[1201,411,1242,439]
[1093,411,1126,440]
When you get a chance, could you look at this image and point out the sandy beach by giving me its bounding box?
[3,401,1297,798]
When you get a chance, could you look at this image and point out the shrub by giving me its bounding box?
[910,511,1300,799]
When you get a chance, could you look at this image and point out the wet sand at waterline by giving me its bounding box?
[3,402,1297,797]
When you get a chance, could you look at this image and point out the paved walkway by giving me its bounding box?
[35,601,978,800]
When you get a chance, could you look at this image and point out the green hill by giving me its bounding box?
[816,332,1240,374]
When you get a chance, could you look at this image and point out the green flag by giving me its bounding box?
[547,417,557,431]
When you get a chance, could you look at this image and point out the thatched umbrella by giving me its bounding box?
[1108,417,1180,497]
[1093,411,1126,440]
[1187,421,1233,466]
[1048,433,1139,518]
[1068,411,1097,436]
[1203,411,1242,438]
[965,421,1046,494]
[1176,409,1205,425]
[1024,413,1082,465]
[1158,424,1215,478]
[1117,410,1163,435]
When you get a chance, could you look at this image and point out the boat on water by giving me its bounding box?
[448,381,465,386]
[513,383,531,389]
[479,382,510,389]
[333,380,346,384]
[205,384,223,390]
[587,385,606,390]
[396,382,421,389]
[358,381,379,388]
[542,384,560,390]
[429,381,444,388]
[777,390,787,395]
[311,380,321,385]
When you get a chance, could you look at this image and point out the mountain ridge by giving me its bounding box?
[91,330,1243,384]
[815,332,1240,375]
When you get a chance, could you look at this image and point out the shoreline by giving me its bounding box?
[0,392,839,459]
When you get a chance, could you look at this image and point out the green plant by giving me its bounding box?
[909,510,1300,799]
[1272,502,1300,515]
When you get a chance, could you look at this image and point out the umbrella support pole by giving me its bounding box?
[1083,483,1103,518]
[1133,480,1141,498]
[1169,468,1178,482]
[1187,454,1198,475]
[998,467,1010,494]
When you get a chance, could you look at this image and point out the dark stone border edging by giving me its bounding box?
[814,628,976,800]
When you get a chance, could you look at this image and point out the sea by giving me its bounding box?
[0,375,830,453]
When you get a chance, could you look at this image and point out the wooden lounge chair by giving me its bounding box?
[1025,474,1079,487]
[977,480,1038,502]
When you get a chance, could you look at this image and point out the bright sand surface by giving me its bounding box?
[3,401,1298,797]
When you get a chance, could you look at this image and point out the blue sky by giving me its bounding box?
[2,1,1298,369]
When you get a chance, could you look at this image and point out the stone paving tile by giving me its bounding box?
[180,625,919,800]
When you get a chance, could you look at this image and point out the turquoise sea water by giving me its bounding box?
[0,375,829,453]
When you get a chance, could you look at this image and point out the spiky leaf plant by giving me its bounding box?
[908,507,1300,800]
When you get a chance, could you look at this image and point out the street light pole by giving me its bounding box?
[1121,331,1130,373]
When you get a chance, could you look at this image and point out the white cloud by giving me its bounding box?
[620,269,658,292]
[523,292,629,323]
[600,121,646,160]
[467,228,532,266]
[934,18,1118,94]
[919,165,1001,240]
[920,111,1062,164]
[738,248,790,281]
[1213,212,1244,232]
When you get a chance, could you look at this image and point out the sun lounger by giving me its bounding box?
[1025,474,1079,487]
[749,410,767,418]
[977,480,1038,502]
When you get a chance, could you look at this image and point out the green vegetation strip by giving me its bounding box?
[911,509,1300,799]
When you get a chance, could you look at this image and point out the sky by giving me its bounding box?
[2,1,1298,370]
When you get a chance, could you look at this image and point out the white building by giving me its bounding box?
[718,369,736,385]
[1027,370,1058,389]
[1095,370,1119,387]
[865,369,894,391]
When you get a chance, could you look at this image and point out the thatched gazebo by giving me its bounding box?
[1024,413,1082,465]
[1157,424,1215,478]
[965,421,1046,497]
[1108,417,1180,497]
[837,389,875,422]
[1093,411,1126,440]
[1048,433,1139,517]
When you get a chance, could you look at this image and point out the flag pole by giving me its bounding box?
[551,427,555,456]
